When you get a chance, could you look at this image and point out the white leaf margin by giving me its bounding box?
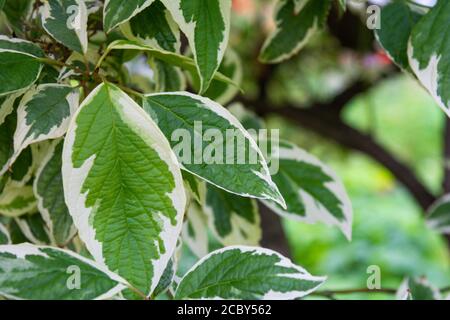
[0,222,11,244]
[62,83,186,297]
[33,139,77,246]
[103,0,156,33]
[40,0,89,54]
[176,245,326,300]
[0,243,128,300]
[144,91,286,208]
[426,193,450,234]
[262,141,353,240]
[160,0,231,93]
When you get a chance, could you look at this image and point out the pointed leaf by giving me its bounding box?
[426,194,450,234]
[103,0,155,33]
[0,223,10,244]
[175,246,326,300]
[122,0,181,52]
[142,92,285,207]
[14,213,51,245]
[0,243,126,300]
[62,82,186,297]
[0,36,44,96]
[204,183,261,246]
[34,140,75,246]
[161,0,231,93]
[259,0,332,64]
[41,0,88,53]
[262,141,352,239]
[408,0,450,115]
[375,1,422,70]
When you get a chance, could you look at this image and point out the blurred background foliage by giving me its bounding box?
[222,0,450,299]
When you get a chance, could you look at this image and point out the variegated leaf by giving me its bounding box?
[62,82,186,297]
[408,0,450,115]
[2,84,79,176]
[142,92,285,207]
[263,141,352,239]
[0,222,10,245]
[34,139,75,246]
[161,0,232,93]
[426,194,450,234]
[41,0,88,54]
[182,200,208,258]
[103,0,155,33]
[0,36,44,96]
[121,0,180,52]
[259,0,332,64]
[204,183,261,246]
[175,246,326,299]
[0,243,127,300]
[0,183,36,217]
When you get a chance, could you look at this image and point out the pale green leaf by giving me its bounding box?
[62,82,186,297]
[150,58,186,92]
[175,246,326,299]
[0,243,126,299]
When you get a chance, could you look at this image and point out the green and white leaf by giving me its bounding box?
[182,201,208,258]
[153,258,175,297]
[375,1,422,70]
[161,0,232,93]
[14,213,51,245]
[6,84,79,174]
[204,184,261,246]
[229,103,266,131]
[396,277,442,300]
[40,0,88,54]
[200,48,243,105]
[0,36,44,96]
[175,246,326,300]
[0,223,10,244]
[0,183,36,217]
[98,40,237,88]
[0,94,20,176]
[259,0,332,64]
[0,243,127,300]
[103,0,155,33]
[426,194,450,234]
[150,58,186,92]
[142,92,285,207]
[263,141,352,239]
[8,146,34,187]
[34,139,75,246]
[121,0,180,53]
[408,0,450,115]
[2,0,32,34]
[62,82,186,297]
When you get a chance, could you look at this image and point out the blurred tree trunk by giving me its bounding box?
[258,203,291,258]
